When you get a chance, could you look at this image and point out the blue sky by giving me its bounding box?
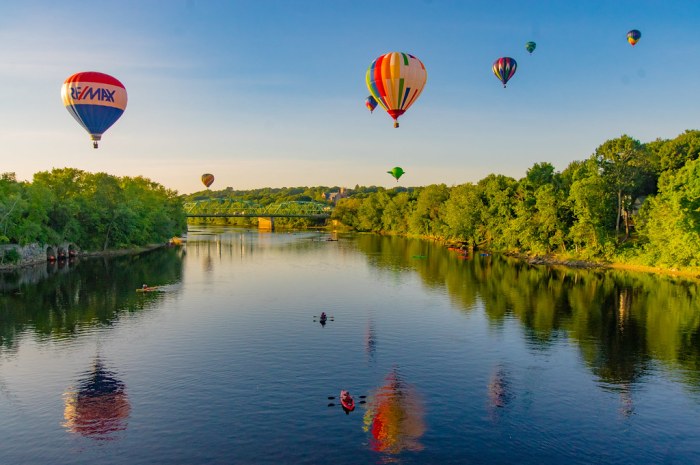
[1,0,699,194]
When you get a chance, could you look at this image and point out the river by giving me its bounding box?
[1,226,699,464]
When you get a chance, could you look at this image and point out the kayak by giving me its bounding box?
[340,390,355,411]
[136,287,158,292]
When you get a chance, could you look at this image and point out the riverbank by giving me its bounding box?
[0,243,170,271]
[502,251,700,281]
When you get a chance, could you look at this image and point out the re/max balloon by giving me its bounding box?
[366,95,378,113]
[61,72,127,148]
[492,57,517,88]
[366,52,427,128]
[201,174,215,188]
[627,29,641,46]
[525,41,536,54]
[387,167,405,181]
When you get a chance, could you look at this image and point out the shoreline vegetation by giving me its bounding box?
[184,130,700,281]
[3,130,700,279]
[0,168,187,271]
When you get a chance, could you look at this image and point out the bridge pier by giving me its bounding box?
[258,217,274,231]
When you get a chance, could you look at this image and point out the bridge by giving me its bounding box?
[183,198,333,230]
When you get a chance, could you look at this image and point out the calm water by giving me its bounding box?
[1,226,699,464]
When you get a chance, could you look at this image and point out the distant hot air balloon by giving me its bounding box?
[627,29,641,46]
[61,72,127,148]
[387,167,405,182]
[525,41,536,54]
[201,173,215,189]
[366,52,427,128]
[365,95,378,113]
[492,57,517,88]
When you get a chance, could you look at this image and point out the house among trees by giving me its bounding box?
[323,187,349,203]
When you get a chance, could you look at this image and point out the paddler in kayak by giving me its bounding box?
[340,390,355,413]
[320,312,327,322]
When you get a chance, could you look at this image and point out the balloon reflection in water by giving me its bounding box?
[63,358,130,439]
[487,365,512,421]
[363,369,425,454]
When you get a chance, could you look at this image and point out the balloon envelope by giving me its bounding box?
[525,41,536,54]
[387,167,405,181]
[366,52,427,128]
[365,95,378,113]
[627,29,641,46]
[201,173,215,188]
[61,72,127,148]
[492,57,517,87]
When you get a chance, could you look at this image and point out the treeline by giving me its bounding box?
[0,168,186,256]
[183,186,332,204]
[333,131,700,270]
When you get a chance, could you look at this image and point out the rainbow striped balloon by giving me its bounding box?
[366,52,427,128]
[61,72,127,148]
[492,57,517,88]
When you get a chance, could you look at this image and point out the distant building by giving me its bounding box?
[323,187,349,204]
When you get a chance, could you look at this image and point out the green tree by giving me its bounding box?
[441,183,484,247]
[636,158,700,267]
[593,135,655,239]
[408,184,449,237]
[647,129,700,173]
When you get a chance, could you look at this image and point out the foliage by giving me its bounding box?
[322,130,700,271]
[0,168,186,252]
[636,158,700,267]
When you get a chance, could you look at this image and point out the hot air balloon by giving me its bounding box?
[525,41,536,54]
[366,52,427,128]
[365,95,378,113]
[63,358,130,439]
[492,57,517,88]
[627,29,641,46]
[61,72,127,148]
[201,173,215,189]
[387,167,405,182]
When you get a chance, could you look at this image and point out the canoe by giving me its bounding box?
[340,390,355,411]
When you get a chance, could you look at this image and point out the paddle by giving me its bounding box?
[327,395,366,406]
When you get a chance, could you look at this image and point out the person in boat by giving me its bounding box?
[320,312,327,320]
[142,284,148,290]
[341,390,352,404]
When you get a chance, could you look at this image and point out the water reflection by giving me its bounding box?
[0,248,183,353]
[365,318,376,362]
[487,365,513,421]
[63,357,130,440]
[352,235,700,394]
[363,369,425,455]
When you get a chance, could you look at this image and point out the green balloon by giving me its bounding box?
[387,166,405,181]
[525,41,536,54]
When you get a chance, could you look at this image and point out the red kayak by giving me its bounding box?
[340,390,355,411]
